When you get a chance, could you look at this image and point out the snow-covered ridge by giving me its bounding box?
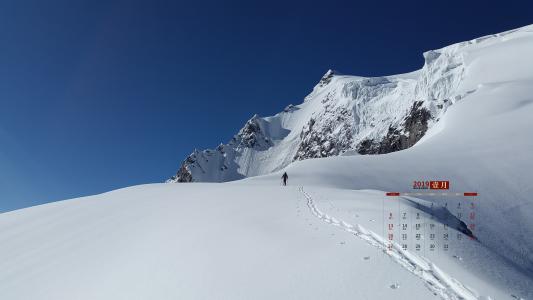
[168,24,533,183]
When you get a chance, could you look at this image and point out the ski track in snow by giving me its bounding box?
[299,186,482,300]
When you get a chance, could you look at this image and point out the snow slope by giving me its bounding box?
[0,184,439,300]
[2,183,531,299]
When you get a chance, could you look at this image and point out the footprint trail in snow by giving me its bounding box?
[299,186,482,300]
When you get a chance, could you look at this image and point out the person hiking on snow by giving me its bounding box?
[282,172,288,186]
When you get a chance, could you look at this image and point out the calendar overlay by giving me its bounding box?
[382,181,478,255]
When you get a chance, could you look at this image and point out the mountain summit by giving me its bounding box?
[168,25,527,183]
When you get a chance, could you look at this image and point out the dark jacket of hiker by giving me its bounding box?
[282,172,288,186]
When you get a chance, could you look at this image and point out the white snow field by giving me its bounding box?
[2,25,533,299]
[0,184,440,300]
[0,183,531,299]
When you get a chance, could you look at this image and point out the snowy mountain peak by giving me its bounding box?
[168,25,533,183]
[317,69,341,87]
[230,114,273,150]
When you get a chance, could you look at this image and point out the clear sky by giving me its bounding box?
[0,0,531,212]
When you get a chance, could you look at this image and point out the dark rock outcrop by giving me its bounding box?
[318,69,337,87]
[357,101,431,154]
[229,115,273,150]
[293,107,354,161]
[169,157,195,182]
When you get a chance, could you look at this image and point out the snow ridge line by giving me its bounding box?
[299,186,481,300]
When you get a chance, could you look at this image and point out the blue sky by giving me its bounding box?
[1,0,531,212]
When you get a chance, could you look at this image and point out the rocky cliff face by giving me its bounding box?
[229,115,273,150]
[357,101,431,154]
[293,106,354,160]
[168,34,473,183]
